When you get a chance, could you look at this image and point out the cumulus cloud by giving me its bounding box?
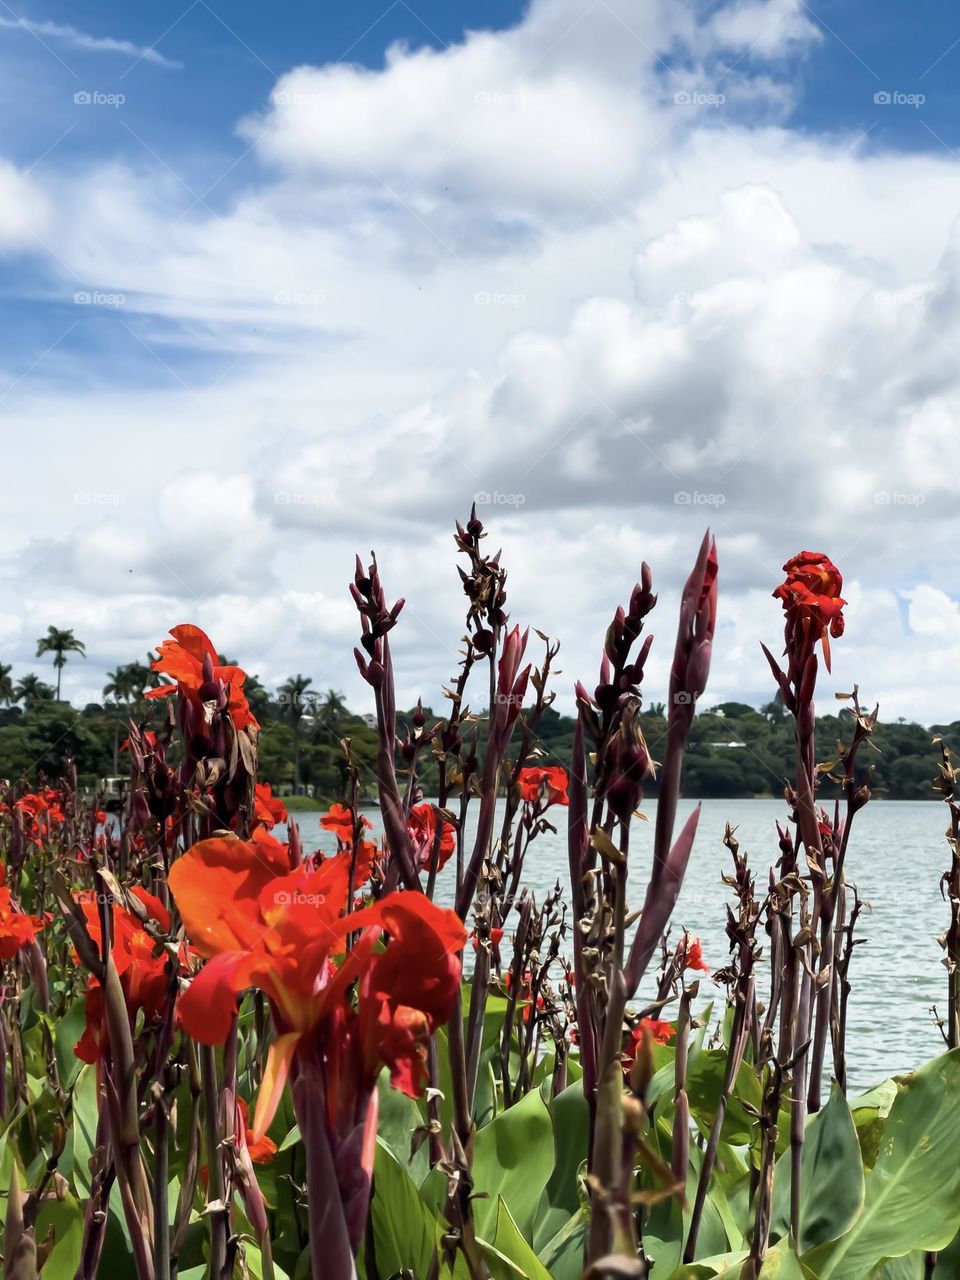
[0,159,49,249]
[1,0,960,722]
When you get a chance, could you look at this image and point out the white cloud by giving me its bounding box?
[2,0,960,725]
[0,17,181,68]
[0,158,49,249]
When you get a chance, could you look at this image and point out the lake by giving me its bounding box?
[294,797,952,1092]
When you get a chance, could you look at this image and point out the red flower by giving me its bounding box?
[406,804,456,872]
[517,766,569,808]
[237,1097,277,1165]
[320,803,372,844]
[147,624,258,731]
[0,864,44,960]
[168,833,466,1135]
[73,888,177,1063]
[679,934,710,974]
[471,927,504,951]
[773,552,846,671]
[253,783,287,830]
[623,1017,674,1069]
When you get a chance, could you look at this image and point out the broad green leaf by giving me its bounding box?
[762,1237,807,1278]
[662,1248,749,1278]
[771,1083,864,1253]
[685,1050,763,1147]
[852,1079,898,1171]
[368,1138,439,1279]
[532,1081,589,1251]
[34,1192,83,1280]
[807,1049,960,1280]
[472,1088,554,1242]
[376,1070,430,1185]
[537,1209,588,1280]
[480,1197,554,1280]
[875,1254,923,1279]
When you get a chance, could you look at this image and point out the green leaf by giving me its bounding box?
[537,1209,589,1280]
[376,1070,430,1186]
[807,1049,960,1280]
[661,1249,749,1278]
[771,1083,864,1253]
[532,1081,589,1251]
[34,1193,83,1280]
[368,1138,439,1280]
[874,1254,923,1279]
[479,1197,554,1280]
[471,1088,555,1243]
[852,1079,898,1171]
[761,1238,807,1278]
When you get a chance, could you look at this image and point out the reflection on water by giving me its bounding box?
[293,797,950,1092]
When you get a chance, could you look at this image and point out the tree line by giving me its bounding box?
[0,629,952,801]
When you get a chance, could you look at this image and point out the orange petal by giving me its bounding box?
[253,1031,301,1141]
[178,951,252,1044]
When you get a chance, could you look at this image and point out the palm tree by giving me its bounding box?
[36,627,86,700]
[14,673,56,711]
[279,674,314,791]
[318,688,348,733]
[103,664,144,773]
[0,662,14,707]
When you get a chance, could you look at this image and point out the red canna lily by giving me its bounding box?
[624,1018,675,1067]
[73,887,177,1063]
[320,803,372,844]
[678,933,710,974]
[0,863,45,960]
[236,1096,277,1165]
[168,833,466,1135]
[773,551,846,672]
[252,782,287,830]
[517,765,569,808]
[147,624,258,731]
[406,803,456,872]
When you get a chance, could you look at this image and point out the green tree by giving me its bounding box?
[103,663,146,773]
[14,674,56,711]
[36,626,86,700]
[279,674,314,791]
[0,662,14,706]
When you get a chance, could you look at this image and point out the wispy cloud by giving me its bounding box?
[0,15,182,68]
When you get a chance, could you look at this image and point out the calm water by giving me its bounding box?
[293,798,952,1092]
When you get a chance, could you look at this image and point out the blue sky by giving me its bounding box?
[1,0,960,720]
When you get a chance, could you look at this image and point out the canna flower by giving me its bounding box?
[147,624,258,731]
[168,833,466,1134]
[73,887,177,1063]
[0,863,45,959]
[623,1018,674,1069]
[517,765,569,808]
[320,803,373,844]
[406,803,456,872]
[773,551,845,672]
[471,927,504,951]
[236,1097,277,1165]
[678,933,709,974]
[252,782,287,830]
